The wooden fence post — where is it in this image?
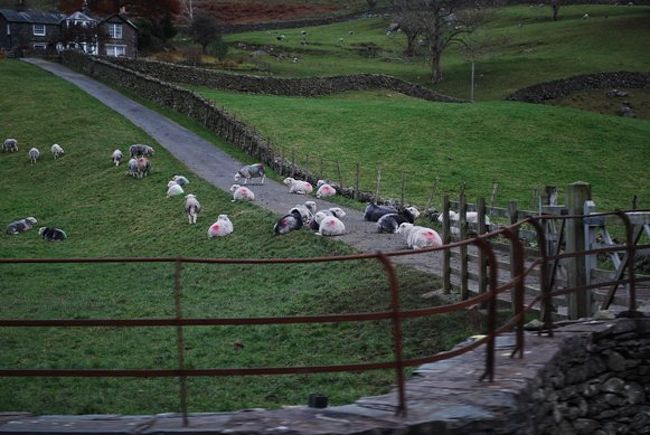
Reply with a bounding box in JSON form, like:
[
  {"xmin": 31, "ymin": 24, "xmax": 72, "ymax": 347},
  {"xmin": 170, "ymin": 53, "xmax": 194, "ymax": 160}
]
[
  {"xmin": 426, "ymin": 177, "xmax": 438, "ymax": 211},
  {"xmin": 291, "ymin": 149, "xmax": 296, "ymax": 178},
  {"xmin": 490, "ymin": 182, "xmax": 498, "ymax": 209},
  {"xmin": 400, "ymin": 172, "xmax": 406, "ymax": 206},
  {"xmin": 508, "ymin": 201, "xmax": 519, "ymax": 312},
  {"xmin": 443, "ymin": 194, "xmax": 451, "ymax": 294},
  {"xmin": 478, "ymin": 197, "xmax": 488, "ymax": 301},
  {"xmin": 319, "ymin": 158, "xmax": 324, "ymax": 181},
  {"xmin": 336, "ymin": 160, "xmax": 343, "ymax": 189},
  {"xmin": 280, "ymin": 148, "xmax": 285, "ymax": 176},
  {"xmin": 375, "ymin": 167, "xmax": 382, "ymax": 202},
  {"xmin": 566, "ymin": 181, "xmax": 592, "ymax": 320},
  {"xmin": 355, "ymin": 163, "xmax": 360, "ymax": 200},
  {"xmin": 460, "ymin": 193, "xmax": 469, "ymax": 300}
]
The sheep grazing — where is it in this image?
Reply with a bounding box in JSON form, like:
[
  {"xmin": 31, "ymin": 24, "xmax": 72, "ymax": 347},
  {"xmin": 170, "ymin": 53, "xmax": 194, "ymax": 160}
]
[
  {"xmin": 129, "ymin": 143, "xmax": 155, "ymax": 158},
  {"xmin": 171, "ymin": 175, "xmax": 190, "ymax": 186},
  {"xmin": 167, "ymin": 183, "xmax": 184, "ymax": 198},
  {"xmin": 283, "ymin": 177, "xmax": 313, "ymax": 195},
  {"xmin": 185, "ymin": 194, "xmax": 201, "ymax": 225},
  {"xmin": 127, "ymin": 158, "xmax": 139, "ymax": 177},
  {"xmin": 112, "ymin": 149, "xmax": 123, "ymax": 166},
  {"xmin": 38, "ymin": 227, "xmax": 67, "ymax": 241},
  {"xmin": 364, "ymin": 203, "xmax": 398, "ymax": 222},
  {"xmin": 273, "ymin": 210, "xmax": 303, "ymax": 235},
  {"xmin": 50, "ymin": 143, "xmax": 64, "ymax": 159},
  {"xmin": 377, "ymin": 207, "xmax": 421, "ymax": 234},
  {"xmin": 230, "ymin": 184, "xmax": 255, "ymax": 202},
  {"xmin": 137, "ymin": 157, "xmax": 151, "ymax": 178},
  {"xmin": 396, "ymin": 223, "xmax": 443, "ymax": 250},
  {"xmin": 6, "ymin": 217, "xmax": 37, "ymax": 235},
  {"xmin": 28, "ymin": 147, "xmax": 39, "ymax": 164},
  {"xmin": 3, "ymin": 138, "xmax": 18, "ymax": 153},
  {"xmin": 234, "ymin": 163, "xmax": 265, "ymax": 185},
  {"xmin": 317, "ymin": 216, "xmax": 346, "ymax": 237},
  {"xmin": 309, "ymin": 207, "xmax": 346, "ymax": 230},
  {"xmin": 316, "ymin": 180, "xmax": 336, "ymax": 199},
  {"xmin": 208, "ymin": 214, "xmax": 233, "ymax": 238}
]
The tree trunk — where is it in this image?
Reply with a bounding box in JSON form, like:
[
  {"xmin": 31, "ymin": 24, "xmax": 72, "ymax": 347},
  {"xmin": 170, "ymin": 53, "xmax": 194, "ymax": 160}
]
[
  {"xmin": 552, "ymin": 5, "xmax": 559, "ymax": 21},
  {"xmin": 430, "ymin": 44, "xmax": 443, "ymax": 84},
  {"xmin": 405, "ymin": 32, "xmax": 417, "ymax": 57}
]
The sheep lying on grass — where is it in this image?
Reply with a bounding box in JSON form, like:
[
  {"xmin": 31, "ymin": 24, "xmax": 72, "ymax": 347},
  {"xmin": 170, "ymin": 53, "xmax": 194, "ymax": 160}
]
[
  {"xmin": 3, "ymin": 138, "xmax": 18, "ymax": 153},
  {"xmin": 316, "ymin": 180, "xmax": 336, "ymax": 199},
  {"xmin": 28, "ymin": 147, "xmax": 39, "ymax": 164},
  {"xmin": 6, "ymin": 217, "xmax": 37, "ymax": 235},
  {"xmin": 364, "ymin": 203, "xmax": 398, "ymax": 222},
  {"xmin": 208, "ymin": 215, "xmax": 233, "ymax": 238},
  {"xmin": 274, "ymin": 210, "xmax": 303, "ymax": 235},
  {"xmin": 396, "ymin": 223, "xmax": 442, "ymax": 250},
  {"xmin": 377, "ymin": 207, "xmax": 420, "ymax": 234},
  {"xmin": 230, "ymin": 184, "xmax": 255, "ymax": 202},
  {"xmin": 309, "ymin": 207, "xmax": 346, "ymax": 230},
  {"xmin": 39, "ymin": 227, "xmax": 67, "ymax": 241},
  {"xmin": 167, "ymin": 183, "xmax": 184, "ymax": 198},
  {"xmin": 50, "ymin": 144, "xmax": 64, "ymax": 159},
  {"xmin": 185, "ymin": 194, "xmax": 201, "ymax": 225},
  {"xmin": 171, "ymin": 175, "xmax": 190, "ymax": 186},
  {"xmin": 234, "ymin": 163, "xmax": 265, "ymax": 185},
  {"xmin": 283, "ymin": 177, "xmax": 313, "ymax": 194},
  {"xmin": 112, "ymin": 149, "xmax": 123, "ymax": 166}
]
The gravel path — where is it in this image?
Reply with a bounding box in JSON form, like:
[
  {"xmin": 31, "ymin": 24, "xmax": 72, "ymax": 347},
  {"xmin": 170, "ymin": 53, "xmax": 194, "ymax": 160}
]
[{"xmin": 23, "ymin": 58, "xmax": 444, "ymax": 277}]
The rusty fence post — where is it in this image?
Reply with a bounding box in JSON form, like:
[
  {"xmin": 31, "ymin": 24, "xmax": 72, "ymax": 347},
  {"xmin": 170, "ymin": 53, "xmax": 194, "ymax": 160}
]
[
  {"xmin": 527, "ymin": 216, "xmax": 554, "ymax": 336},
  {"xmin": 174, "ymin": 258, "xmax": 189, "ymax": 427},
  {"xmin": 442, "ymin": 195, "xmax": 451, "ymax": 294},
  {"xmin": 475, "ymin": 238, "xmax": 498, "ymax": 382},
  {"xmin": 460, "ymin": 194, "xmax": 469, "ymax": 300},
  {"xmin": 377, "ymin": 253, "xmax": 407, "ymax": 417},
  {"xmin": 478, "ymin": 198, "xmax": 488, "ymax": 303},
  {"xmin": 501, "ymin": 227, "xmax": 525, "ymax": 358}
]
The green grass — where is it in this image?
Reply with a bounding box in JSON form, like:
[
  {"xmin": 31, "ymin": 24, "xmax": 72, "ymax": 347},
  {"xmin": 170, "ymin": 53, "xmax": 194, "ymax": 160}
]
[
  {"xmin": 193, "ymin": 88, "xmax": 650, "ymax": 211},
  {"xmin": 222, "ymin": 5, "xmax": 650, "ymax": 100},
  {"xmin": 0, "ymin": 59, "xmax": 492, "ymax": 415}
]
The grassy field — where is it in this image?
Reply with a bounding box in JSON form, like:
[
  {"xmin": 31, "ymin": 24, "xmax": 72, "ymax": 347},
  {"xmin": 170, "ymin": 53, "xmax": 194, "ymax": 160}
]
[
  {"xmin": 0, "ymin": 59, "xmax": 485, "ymax": 415},
  {"xmin": 223, "ymin": 5, "xmax": 650, "ymax": 100},
  {"xmin": 194, "ymin": 87, "xmax": 650, "ymax": 212}
]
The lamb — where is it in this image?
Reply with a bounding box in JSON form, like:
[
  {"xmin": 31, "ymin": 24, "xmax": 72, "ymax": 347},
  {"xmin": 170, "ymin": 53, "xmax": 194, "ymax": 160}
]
[
  {"xmin": 364, "ymin": 203, "xmax": 398, "ymax": 222},
  {"xmin": 316, "ymin": 180, "xmax": 336, "ymax": 199},
  {"xmin": 127, "ymin": 158, "xmax": 139, "ymax": 177},
  {"xmin": 112, "ymin": 149, "xmax": 123, "ymax": 166},
  {"xmin": 137, "ymin": 157, "xmax": 151, "ymax": 178},
  {"xmin": 316, "ymin": 216, "xmax": 346, "ymax": 237},
  {"xmin": 3, "ymin": 138, "xmax": 18, "ymax": 152},
  {"xmin": 6, "ymin": 217, "xmax": 37, "ymax": 235},
  {"xmin": 28, "ymin": 147, "xmax": 39, "ymax": 164},
  {"xmin": 377, "ymin": 207, "xmax": 420, "ymax": 234},
  {"xmin": 167, "ymin": 183, "xmax": 184, "ymax": 197},
  {"xmin": 38, "ymin": 227, "xmax": 67, "ymax": 241},
  {"xmin": 50, "ymin": 143, "xmax": 64, "ymax": 159},
  {"xmin": 273, "ymin": 210, "xmax": 303, "ymax": 235},
  {"xmin": 185, "ymin": 194, "xmax": 201, "ymax": 225},
  {"xmin": 396, "ymin": 223, "xmax": 443, "ymax": 250},
  {"xmin": 171, "ymin": 175, "xmax": 190, "ymax": 186},
  {"xmin": 234, "ymin": 163, "xmax": 265, "ymax": 185},
  {"xmin": 129, "ymin": 143, "xmax": 155, "ymax": 157},
  {"xmin": 309, "ymin": 207, "xmax": 346, "ymax": 230},
  {"xmin": 208, "ymin": 214, "xmax": 233, "ymax": 238},
  {"xmin": 230, "ymin": 184, "xmax": 255, "ymax": 202},
  {"xmin": 283, "ymin": 177, "xmax": 313, "ymax": 194}
]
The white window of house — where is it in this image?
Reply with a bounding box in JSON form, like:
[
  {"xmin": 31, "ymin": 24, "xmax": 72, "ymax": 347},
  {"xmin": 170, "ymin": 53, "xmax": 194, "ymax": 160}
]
[
  {"xmin": 105, "ymin": 44, "xmax": 126, "ymax": 57},
  {"xmin": 6, "ymin": 23, "xmax": 10, "ymax": 35},
  {"xmin": 32, "ymin": 43, "xmax": 47, "ymax": 50},
  {"xmin": 33, "ymin": 24, "xmax": 46, "ymax": 36},
  {"xmin": 108, "ymin": 23, "xmax": 123, "ymax": 39}
]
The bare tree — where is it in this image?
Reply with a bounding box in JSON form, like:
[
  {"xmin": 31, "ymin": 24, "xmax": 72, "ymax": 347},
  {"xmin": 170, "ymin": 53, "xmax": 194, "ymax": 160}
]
[
  {"xmin": 551, "ymin": 0, "xmax": 560, "ymax": 21},
  {"xmin": 393, "ymin": 0, "xmax": 502, "ymax": 84}
]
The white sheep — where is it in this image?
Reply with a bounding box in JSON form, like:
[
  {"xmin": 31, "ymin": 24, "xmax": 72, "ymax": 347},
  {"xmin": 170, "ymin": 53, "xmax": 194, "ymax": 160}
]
[
  {"xmin": 437, "ymin": 210, "xmax": 490, "ymax": 225},
  {"xmin": 185, "ymin": 194, "xmax": 201, "ymax": 225},
  {"xmin": 208, "ymin": 214, "xmax": 233, "ymax": 238},
  {"xmin": 127, "ymin": 158, "xmax": 139, "ymax": 177},
  {"xmin": 112, "ymin": 149, "xmax": 123, "ymax": 166},
  {"xmin": 283, "ymin": 177, "xmax": 313, "ymax": 194},
  {"xmin": 3, "ymin": 138, "xmax": 18, "ymax": 152},
  {"xmin": 316, "ymin": 180, "xmax": 336, "ymax": 199},
  {"xmin": 396, "ymin": 223, "xmax": 443, "ymax": 250},
  {"xmin": 167, "ymin": 183, "xmax": 184, "ymax": 198},
  {"xmin": 317, "ymin": 216, "xmax": 346, "ymax": 236},
  {"xmin": 172, "ymin": 175, "xmax": 190, "ymax": 186},
  {"xmin": 28, "ymin": 147, "xmax": 39, "ymax": 164},
  {"xmin": 50, "ymin": 143, "xmax": 64, "ymax": 159},
  {"xmin": 230, "ymin": 184, "xmax": 255, "ymax": 202}
]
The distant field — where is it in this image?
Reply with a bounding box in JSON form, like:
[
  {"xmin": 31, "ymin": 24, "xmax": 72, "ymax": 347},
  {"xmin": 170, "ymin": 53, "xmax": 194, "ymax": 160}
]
[
  {"xmin": 0, "ymin": 59, "xmax": 483, "ymax": 415},
  {"xmin": 223, "ymin": 5, "xmax": 650, "ymax": 100},
  {"xmin": 194, "ymin": 88, "xmax": 650, "ymax": 211}
]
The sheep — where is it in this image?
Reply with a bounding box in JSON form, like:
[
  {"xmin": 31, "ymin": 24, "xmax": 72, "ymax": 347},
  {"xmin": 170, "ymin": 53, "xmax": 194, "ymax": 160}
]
[
  {"xmin": 283, "ymin": 177, "xmax": 313, "ymax": 194},
  {"xmin": 28, "ymin": 147, "xmax": 39, "ymax": 164},
  {"xmin": 289, "ymin": 201, "xmax": 317, "ymax": 225},
  {"xmin": 50, "ymin": 143, "xmax": 64, "ymax": 159},
  {"xmin": 304, "ymin": 201, "xmax": 317, "ymax": 216},
  {"xmin": 309, "ymin": 207, "xmax": 346, "ymax": 230},
  {"xmin": 137, "ymin": 157, "xmax": 151, "ymax": 178},
  {"xmin": 436, "ymin": 210, "xmax": 491, "ymax": 225},
  {"xmin": 377, "ymin": 207, "xmax": 421, "ymax": 234},
  {"xmin": 185, "ymin": 194, "xmax": 201, "ymax": 225},
  {"xmin": 316, "ymin": 216, "xmax": 346, "ymax": 237},
  {"xmin": 3, "ymin": 138, "xmax": 18, "ymax": 152},
  {"xmin": 171, "ymin": 175, "xmax": 190, "ymax": 186},
  {"xmin": 273, "ymin": 210, "xmax": 303, "ymax": 235},
  {"xmin": 6, "ymin": 217, "xmax": 37, "ymax": 235},
  {"xmin": 234, "ymin": 163, "xmax": 265, "ymax": 185},
  {"xmin": 112, "ymin": 149, "xmax": 123, "ymax": 166},
  {"xmin": 396, "ymin": 223, "xmax": 443, "ymax": 250},
  {"xmin": 127, "ymin": 158, "xmax": 139, "ymax": 177},
  {"xmin": 316, "ymin": 180, "xmax": 336, "ymax": 199},
  {"xmin": 38, "ymin": 226, "xmax": 67, "ymax": 241},
  {"xmin": 230, "ymin": 184, "xmax": 255, "ymax": 202},
  {"xmin": 276, "ymin": 34, "xmax": 285, "ymax": 41},
  {"xmin": 364, "ymin": 203, "xmax": 398, "ymax": 222},
  {"xmin": 167, "ymin": 183, "xmax": 184, "ymax": 198},
  {"xmin": 129, "ymin": 143, "xmax": 155, "ymax": 157},
  {"xmin": 208, "ymin": 214, "xmax": 233, "ymax": 238},
  {"xmin": 582, "ymin": 13, "xmax": 589, "ymax": 19}
]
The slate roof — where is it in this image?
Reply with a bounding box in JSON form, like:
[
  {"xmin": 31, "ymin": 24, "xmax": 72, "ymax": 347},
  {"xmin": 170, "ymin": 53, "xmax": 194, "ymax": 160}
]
[{"xmin": 0, "ymin": 9, "xmax": 66, "ymax": 24}]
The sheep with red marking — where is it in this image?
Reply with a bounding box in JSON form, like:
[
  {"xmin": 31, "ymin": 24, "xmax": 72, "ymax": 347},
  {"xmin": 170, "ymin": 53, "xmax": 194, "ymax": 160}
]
[
  {"xmin": 283, "ymin": 177, "xmax": 313, "ymax": 195},
  {"xmin": 230, "ymin": 184, "xmax": 255, "ymax": 202},
  {"xmin": 316, "ymin": 180, "xmax": 336, "ymax": 199},
  {"xmin": 396, "ymin": 223, "xmax": 443, "ymax": 250},
  {"xmin": 315, "ymin": 214, "xmax": 346, "ymax": 237},
  {"xmin": 208, "ymin": 215, "xmax": 233, "ymax": 238}
]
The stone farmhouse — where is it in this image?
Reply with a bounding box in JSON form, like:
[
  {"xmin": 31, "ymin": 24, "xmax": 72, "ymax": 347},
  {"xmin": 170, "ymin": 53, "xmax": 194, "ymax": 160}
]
[{"xmin": 0, "ymin": 7, "xmax": 138, "ymax": 57}]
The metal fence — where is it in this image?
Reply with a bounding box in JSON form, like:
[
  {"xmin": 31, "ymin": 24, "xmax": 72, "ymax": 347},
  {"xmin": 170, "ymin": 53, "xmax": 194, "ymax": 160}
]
[{"xmin": 1, "ymin": 210, "xmax": 649, "ymax": 425}]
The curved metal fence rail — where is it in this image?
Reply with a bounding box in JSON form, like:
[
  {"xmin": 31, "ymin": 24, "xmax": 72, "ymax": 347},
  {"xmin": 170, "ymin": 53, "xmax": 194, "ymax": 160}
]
[{"xmin": 1, "ymin": 210, "xmax": 649, "ymax": 425}]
